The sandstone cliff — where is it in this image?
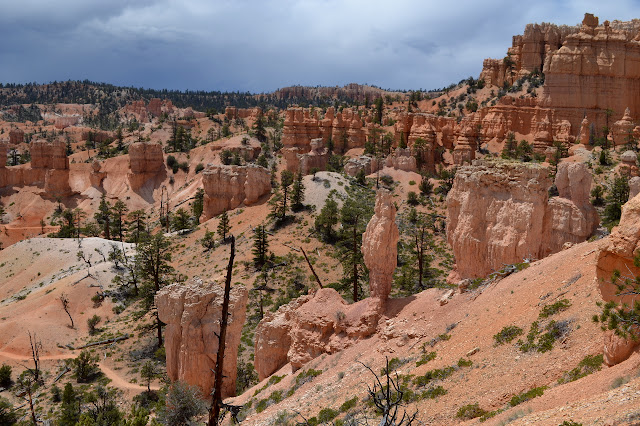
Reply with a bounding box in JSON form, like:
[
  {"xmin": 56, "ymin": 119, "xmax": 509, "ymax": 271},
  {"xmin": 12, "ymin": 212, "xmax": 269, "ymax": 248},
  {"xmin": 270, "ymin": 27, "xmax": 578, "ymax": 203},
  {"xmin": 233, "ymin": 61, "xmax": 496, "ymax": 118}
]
[
  {"xmin": 201, "ymin": 164, "xmax": 271, "ymax": 220},
  {"xmin": 156, "ymin": 278, "xmax": 248, "ymax": 399},
  {"xmin": 127, "ymin": 142, "xmax": 165, "ymax": 190},
  {"xmin": 447, "ymin": 160, "xmax": 598, "ymax": 278}
]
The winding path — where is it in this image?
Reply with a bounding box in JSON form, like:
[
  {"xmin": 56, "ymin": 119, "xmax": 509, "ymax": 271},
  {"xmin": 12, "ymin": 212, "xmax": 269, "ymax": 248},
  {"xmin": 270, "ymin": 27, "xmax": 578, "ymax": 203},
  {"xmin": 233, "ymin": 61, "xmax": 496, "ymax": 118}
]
[{"xmin": 0, "ymin": 350, "xmax": 160, "ymax": 392}]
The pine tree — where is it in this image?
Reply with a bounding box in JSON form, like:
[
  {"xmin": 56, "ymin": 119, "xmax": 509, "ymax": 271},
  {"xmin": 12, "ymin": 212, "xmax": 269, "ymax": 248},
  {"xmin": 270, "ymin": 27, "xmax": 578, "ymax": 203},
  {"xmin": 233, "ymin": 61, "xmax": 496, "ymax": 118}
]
[
  {"xmin": 217, "ymin": 210, "xmax": 230, "ymax": 243},
  {"xmin": 111, "ymin": 200, "xmax": 128, "ymax": 241},
  {"xmin": 192, "ymin": 188, "xmax": 205, "ymax": 223},
  {"xmin": 136, "ymin": 232, "xmax": 175, "ymax": 347},
  {"xmin": 315, "ymin": 195, "xmax": 338, "ymax": 242},
  {"xmin": 252, "ymin": 224, "xmax": 269, "ymax": 268},
  {"xmin": 254, "ymin": 111, "xmax": 267, "ymax": 143},
  {"xmin": 126, "ymin": 210, "xmax": 148, "ymax": 243},
  {"xmin": 291, "ymin": 171, "xmax": 305, "ymax": 212},
  {"xmin": 94, "ymin": 194, "xmax": 112, "ymax": 239}
]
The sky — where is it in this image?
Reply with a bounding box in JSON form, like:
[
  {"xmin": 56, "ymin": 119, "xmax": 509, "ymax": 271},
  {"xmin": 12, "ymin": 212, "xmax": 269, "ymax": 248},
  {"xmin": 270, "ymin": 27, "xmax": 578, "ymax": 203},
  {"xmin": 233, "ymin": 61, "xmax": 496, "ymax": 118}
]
[{"xmin": 2, "ymin": 0, "xmax": 640, "ymax": 93}]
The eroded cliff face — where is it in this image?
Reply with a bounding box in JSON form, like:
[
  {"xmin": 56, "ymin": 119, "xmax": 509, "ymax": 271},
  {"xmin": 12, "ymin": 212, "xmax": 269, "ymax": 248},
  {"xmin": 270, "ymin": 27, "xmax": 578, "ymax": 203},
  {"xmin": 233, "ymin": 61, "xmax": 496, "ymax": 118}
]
[
  {"xmin": 479, "ymin": 14, "xmax": 640, "ymax": 140},
  {"xmin": 127, "ymin": 142, "xmax": 165, "ymax": 190},
  {"xmin": 156, "ymin": 278, "xmax": 247, "ymax": 399},
  {"xmin": 0, "ymin": 140, "xmax": 72, "ymax": 197},
  {"xmin": 595, "ymin": 192, "xmax": 640, "ymax": 365},
  {"xmin": 447, "ymin": 160, "xmax": 598, "ymax": 279},
  {"xmin": 201, "ymin": 164, "xmax": 271, "ymax": 219}
]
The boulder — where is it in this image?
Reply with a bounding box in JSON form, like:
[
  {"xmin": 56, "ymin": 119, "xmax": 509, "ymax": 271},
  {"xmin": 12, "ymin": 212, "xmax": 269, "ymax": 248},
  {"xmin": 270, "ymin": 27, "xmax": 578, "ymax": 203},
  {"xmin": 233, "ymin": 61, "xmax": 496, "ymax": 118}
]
[
  {"xmin": 156, "ymin": 278, "xmax": 248, "ymax": 399},
  {"xmin": 604, "ymin": 330, "xmax": 638, "ymax": 367}
]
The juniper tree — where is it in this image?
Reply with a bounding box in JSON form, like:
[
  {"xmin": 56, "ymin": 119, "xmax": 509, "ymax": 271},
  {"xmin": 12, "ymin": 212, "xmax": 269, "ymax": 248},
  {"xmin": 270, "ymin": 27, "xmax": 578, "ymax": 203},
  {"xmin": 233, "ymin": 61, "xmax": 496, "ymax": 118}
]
[{"xmin": 192, "ymin": 188, "xmax": 205, "ymax": 223}]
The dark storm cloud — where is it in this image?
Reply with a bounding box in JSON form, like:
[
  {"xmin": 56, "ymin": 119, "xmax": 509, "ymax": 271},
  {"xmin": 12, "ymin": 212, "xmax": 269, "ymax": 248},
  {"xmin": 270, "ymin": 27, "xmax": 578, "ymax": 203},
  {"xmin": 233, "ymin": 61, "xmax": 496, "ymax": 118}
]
[{"xmin": 1, "ymin": 0, "xmax": 640, "ymax": 92}]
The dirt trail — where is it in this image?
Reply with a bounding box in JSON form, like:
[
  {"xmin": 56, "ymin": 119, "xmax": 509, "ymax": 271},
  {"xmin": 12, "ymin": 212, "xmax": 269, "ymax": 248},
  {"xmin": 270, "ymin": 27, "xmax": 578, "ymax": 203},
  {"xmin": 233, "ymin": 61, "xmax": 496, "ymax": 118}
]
[{"xmin": 0, "ymin": 350, "xmax": 159, "ymax": 392}]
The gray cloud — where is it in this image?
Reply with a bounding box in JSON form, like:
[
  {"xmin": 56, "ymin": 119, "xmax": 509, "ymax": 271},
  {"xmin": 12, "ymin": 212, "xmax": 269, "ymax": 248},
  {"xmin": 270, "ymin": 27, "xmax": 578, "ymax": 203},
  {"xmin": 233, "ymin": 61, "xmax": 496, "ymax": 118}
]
[{"xmin": 1, "ymin": 0, "xmax": 640, "ymax": 92}]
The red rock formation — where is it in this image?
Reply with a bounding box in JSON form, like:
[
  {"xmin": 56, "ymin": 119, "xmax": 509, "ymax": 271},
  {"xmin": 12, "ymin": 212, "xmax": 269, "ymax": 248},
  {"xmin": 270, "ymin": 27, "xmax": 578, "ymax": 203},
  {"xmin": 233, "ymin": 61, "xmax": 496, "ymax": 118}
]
[
  {"xmin": 122, "ymin": 100, "xmax": 149, "ymax": 122},
  {"xmin": 147, "ymin": 98, "xmax": 174, "ymax": 117},
  {"xmin": 283, "ymin": 138, "xmax": 330, "ymax": 174},
  {"xmin": 8, "ymin": 129, "xmax": 24, "ymax": 145},
  {"xmin": 201, "ymin": 165, "xmax": 271, "ymax": 219},
  {"xmin": 156, "ymin": 278, "xmax": 247, "ymax": 398},
  {"xmin": 384, "ymin": 148, "xmax": 417, "ymax": 172},
  {"xmin": 362, "ymin": 190, "xmax": 399, "ymax": 300},
  {"xmin": 447, "ymin": 160, "xmax": 598, "ymax": 278},
  {"xmin": 89, "ymin": 161, "xmax": 106, "ymax": 188},
  {"xmin": 128, "ymin": 142, "xmax": 164, "ymax": 190},
  {"xmin": 31, "ymin": 140, "xmax": 69, "ymax": 170},
  {"xmin": 282, "ymin": 108, "xmax": 321, "ymax": 149},
  {"xmin": 613, "ymin": 108, "xmax": 635, "ymax": 146},
  {"xmin": 53, "ymin": 116, "xmax": 81, "ymax": 130},
  {"xmin": 480, "ymin": 22, "xmax": 577, "ymax": 87},
  {"xmin": 254, "ymin": 289, "xmax": 384, "ymax": 380},
  {"xmin": 595, "ymin": 192, "xmax": 640, "ymax": 364},
  {"xmin": 453, "ymin": 115, "xmax": 481, "ymax": 164}
]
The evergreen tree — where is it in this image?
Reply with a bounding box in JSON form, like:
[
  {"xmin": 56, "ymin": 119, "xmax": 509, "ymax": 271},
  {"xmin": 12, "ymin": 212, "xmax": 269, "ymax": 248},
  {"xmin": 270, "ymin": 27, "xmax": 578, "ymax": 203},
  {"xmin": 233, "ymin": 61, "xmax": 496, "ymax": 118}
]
[
  {"xmin": 171, "ymin": 208, "xmax": 191, "ymax": 232},
  {"xmin": 94, "ymin": 194, "xmax": 112, "ymax": 239},
  {"xmin": 217, "ymin": 210, "xmax": 230, "ymax": 243},
  {"xmin": 191, "ymin": 188, "xmax": 205, "ymax": 223},
  {"xmin": 338, "ymin": 193, "xmax": 374, "ymax": 302},
  {"xmin": 253, "ymin": 111, "xmax": 267, "ymax": 143},
  {"xmin": 291, "ymin": 171, "xmax": 305, "ymax": 212},
  {"xmin": 315, "ymin": 195, "xmax": 339, "ymax": 242},
  {"xmin": 57, "ymin": 383, "xmax": 81, "ymax": 426},
  {"xmin": 252, "ymin": 224, "xmax": 269, "ymax": 268},
  {"xmin": 604, "ymin": 173, "xmax": 630, "ymax": 228},
  {"xmin": 111, "ymin": 200, "xmax": 128, "ymax": 241},
  {"xmin": 126, "ymin": 210, "xmax": 148, "ymax": 243},
  {"xmin": 136, "ymin": 232, "xmax": 175, "ymax": 347}
]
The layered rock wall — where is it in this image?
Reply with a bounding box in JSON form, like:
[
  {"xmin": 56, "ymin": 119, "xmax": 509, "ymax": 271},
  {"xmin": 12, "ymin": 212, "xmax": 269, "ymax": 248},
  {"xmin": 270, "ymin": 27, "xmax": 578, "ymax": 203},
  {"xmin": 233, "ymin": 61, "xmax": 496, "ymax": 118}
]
[
  {"xmin": 447, "ymin": 160, "xmax": 598, "ymax": 278},
  {"xmin": 156, "ymin": 278, "xmax": 247, "ymax": 399},
  {"xmin": 128, "ymin": 142, "xmax": 165, "ymax": 190},
  {"xmin": 202, "ymin": 164, "xmax": 271, "ymax": 219}
]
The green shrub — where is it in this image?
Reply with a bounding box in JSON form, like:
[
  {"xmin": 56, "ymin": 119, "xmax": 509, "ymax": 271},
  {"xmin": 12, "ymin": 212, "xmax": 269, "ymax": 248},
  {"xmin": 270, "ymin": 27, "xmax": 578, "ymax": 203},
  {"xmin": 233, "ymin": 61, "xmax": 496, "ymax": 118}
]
[
  {"xmin": 178, "ymin": 162, "xmax": 189, "ymax": 172},
  {"xmin": 407, "ymin": 191, "xmax": 419, "ymax": 206},
  {"xmin": 340, "ymin": 396, "xmax": 358, "ymax": 412},
  {"xmin": 416, "ymin": 351, "xmax": 437, "ymax": 367},
  {"xmin": 195, "ymin": 163, "xmax": 204, "ymax": 174},
  {"xmin": 517, "ymin": 320, "xmax": 569, "ymax": 353},
  {"xmin": 73, "ymin": 350, "xmax": 100, "ymax": 383},
  {"xmin": 558, "ymin": 354, "xmax": 603, "ymax": 384},
  {"xmin": 539, "ymin": 299, "xmax": 571, "ymax": 318},
  {"xmin": 456, "ymin": 403, "xmax": 488, "ymax": 420},
  {"xmin": 318, "ymin": 408, "xmax": 339, "ymax": 422},
  {"xmin": 166, "ymin": 155, "xmax": 177, "ymax": 168},
  {"xmin": 457, "ymin": 358, "xmax": 473, "ymax": 368},
  {"xmin": 87, "ymin": 315, "xmax": 101, "ymax": 335},
  {"xmin": 413, "ymin": 366, "xmax": 455, "ymax": 387},
  {"xmin": 380, "ymin": 175, "xmax": 394, "ymax": 186},
  {"xmin": 421, "ymin": 385, "xmax": 447, "ymax": 399},
  {"xmin": 493, "ymin": 325, "xmax": 523, "ymax": 345},
  {"xmin": 509, "ymin": 386, "xmax": 547, "ymax": 407},
  {"xmin": 559, "ymin": 421, "xmax": 582, "ymax": 426}
]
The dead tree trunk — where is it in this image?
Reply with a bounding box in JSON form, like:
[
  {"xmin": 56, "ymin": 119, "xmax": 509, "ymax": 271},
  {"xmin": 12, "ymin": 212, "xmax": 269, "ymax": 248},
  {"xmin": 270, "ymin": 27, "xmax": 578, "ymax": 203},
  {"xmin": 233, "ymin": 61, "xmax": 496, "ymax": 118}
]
[
  {"xmin": 60, "ymin": 293, "xmax": 74, "ymax": 328},
  {"xmin": 209, "ymin": 235, "xmax": 235, "ymax": 426},
  {"xmin": 300, "ymin": 246, "xmax": 323, "ymax": 289}
]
